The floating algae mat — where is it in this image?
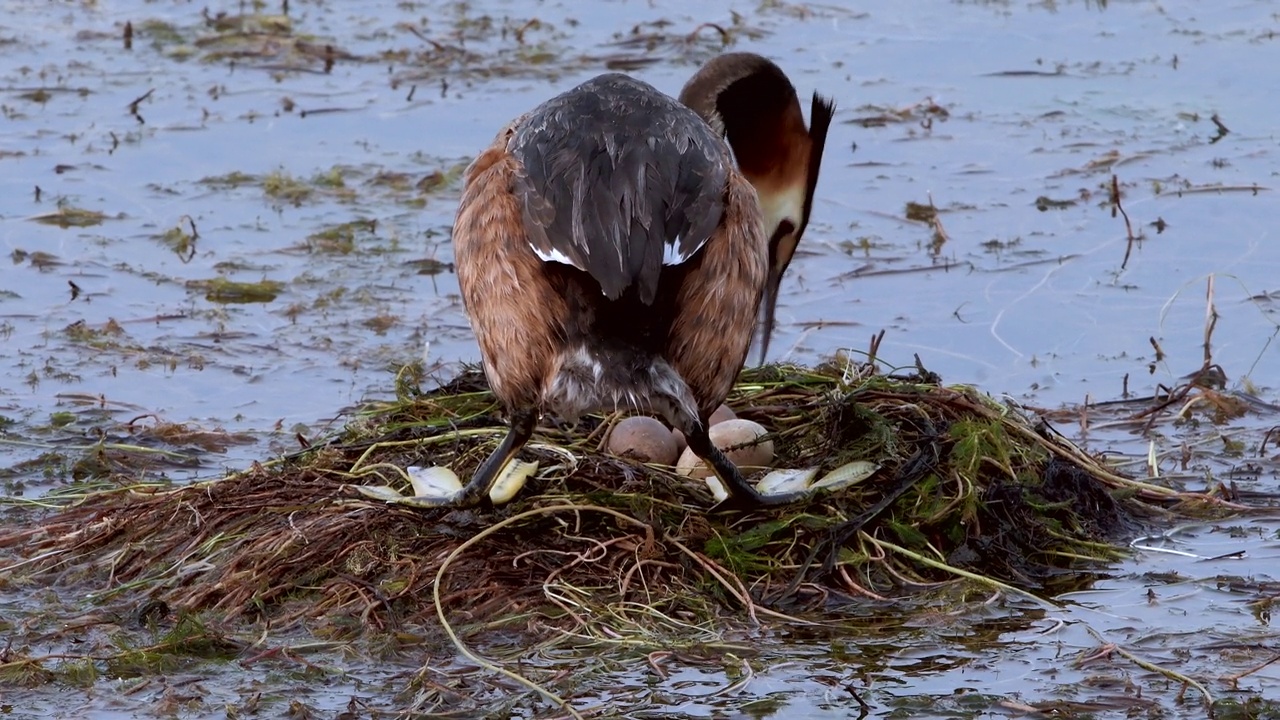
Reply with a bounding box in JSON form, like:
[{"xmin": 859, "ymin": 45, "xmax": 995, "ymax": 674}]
[{"xmin": 0, "ymin": 359, "xmax": 1224, "ymax": 636}]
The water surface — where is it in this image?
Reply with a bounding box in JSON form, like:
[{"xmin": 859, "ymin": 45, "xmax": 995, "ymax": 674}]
[{"xmin": 1, "ymin": 0, "xmax": 1278, "ymax": 716}]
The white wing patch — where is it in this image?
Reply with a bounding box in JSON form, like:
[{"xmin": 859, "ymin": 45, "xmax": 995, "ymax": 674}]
[
  {"xmin": 531, "ymin": 233, "xmax": 709, "ymax": 275},
  {"xmin": 662, "ymin": 235, "xmax": 709, "ymax": 266},
  {"xmin": 529, "ymin": 244, "xmax": 577, "ymax": 267}
]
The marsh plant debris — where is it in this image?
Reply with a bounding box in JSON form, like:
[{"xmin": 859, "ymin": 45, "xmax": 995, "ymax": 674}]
[
  {"xmin": 0, "ymin": 243, "xmax": 1265, "ymax": 714},
  {"xmin": 3, "ymin": 356, "xmax": 1264, "ymax": 714},
  {"xmin": 2, "ymin": 359, "xmax": 1234, "ymax": 633}
]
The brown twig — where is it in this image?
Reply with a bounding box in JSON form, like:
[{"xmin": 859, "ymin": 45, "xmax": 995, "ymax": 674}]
[
  {"xmin": 1112, "ymin": 175, "xmax": 1137, "ymax": 269},
  {"xmin": 1209, "ymin": 113, "xmax": 1230, "ymax": 143},
  {"xmin": 1221, "ymin": 651, "xmax": 1280, "ymax": 689},
  {"xmin": 1202, "ymin": 275, "xmax": 1219, "ymax": 370},
  {"xmin": 127, "ymin": 88, "xmax": 153, "ymax": 124}
]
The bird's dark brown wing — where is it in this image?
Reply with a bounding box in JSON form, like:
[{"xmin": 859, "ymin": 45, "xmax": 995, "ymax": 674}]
[{"xmin": 508, "ymin": 73, "xmax": 730, "ymax": 305}]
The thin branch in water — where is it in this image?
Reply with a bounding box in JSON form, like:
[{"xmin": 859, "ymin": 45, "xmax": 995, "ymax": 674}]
[
  {"xmin": 127, "ymin": 88, "xmax": 154, "ymax": 124},
  {"xmin": 1221, "ymin": 651, "xmax": 1280, "ymax": 690},
  {"xmin": 1150, "ymin": 339, "xmax": 1166, "ymax": 362},
  {"xmin": 1202, "ymin": 274, "xmax": 1218, "ymax": 371},
  {"xmin": 1209, "ymin": 113, "xmax": 1230, "ymax": 143},
  {"xmin": 686, "ymin": 22, "xmax": 731, "ymax": 45},
  {"xmin": 1084, "ymin": 626, "xmax": 1215, "ymax": 708},
  {"xmin": 928, "ymin": 192, "xmax": 949, "ymax": 254},
  {"xmin": 1112, "ymin": 174, "xmax": 1137, "ymax": 269}
]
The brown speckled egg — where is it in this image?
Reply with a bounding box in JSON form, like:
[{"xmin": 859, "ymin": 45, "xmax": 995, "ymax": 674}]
[
  {"xmin": 671, "ymin": 403, "xmax": 737, "ymax": 454},
  {"xmin": 676, "ymin": 419, "xmax": 773, "ymax": 479},
  {"xmin": 607, "ymin": 416, "xmax": 680, "ymax": 465}
]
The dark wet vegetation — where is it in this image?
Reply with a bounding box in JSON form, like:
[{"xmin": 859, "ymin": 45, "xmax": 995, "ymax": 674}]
[{"xmin": 0, "ymin": 361, "xmax": 1161, "ymax": 622}]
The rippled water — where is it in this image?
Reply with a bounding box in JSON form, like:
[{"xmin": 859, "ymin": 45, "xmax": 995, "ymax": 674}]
[{"xmin": 1, "ymin": 0, "xmax": 1277, "ymax": 716}]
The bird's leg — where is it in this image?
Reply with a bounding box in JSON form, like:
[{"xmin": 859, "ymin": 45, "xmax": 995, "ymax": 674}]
[
  {"xmin": 682, "ymin": 420, "xmax": 802, "ymax": 510},
  {"xmin": 450, "ymin": 407, "xmax": 538, "ymax": 507},
  {"xmin": 649, "ymin": 368, "xmax": 805, "ymax": 509}
]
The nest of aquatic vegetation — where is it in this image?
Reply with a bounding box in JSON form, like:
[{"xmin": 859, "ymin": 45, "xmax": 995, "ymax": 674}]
[{"xmin": 0, "ymin": 361, "xmax": 1217, "ymax": 633}]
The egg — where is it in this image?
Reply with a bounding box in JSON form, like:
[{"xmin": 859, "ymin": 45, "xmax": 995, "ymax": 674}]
[
  {"xmin": 675, "ymin": 418, "xmax": 774, "ymax": 479},
  {"xmin": 671, "ymin": 427, "xmax": 687, "ymax": 456},
  {"xmin": 708, "ymin": 404, "xmax": 737, "ymax": 425},
  {"xmin": 670, "ymin": 403, "xmax": 736, "ymax": 454},
  {"xmin": 607, "ymin": 416, "xmax": 680, "ymax": 465}
]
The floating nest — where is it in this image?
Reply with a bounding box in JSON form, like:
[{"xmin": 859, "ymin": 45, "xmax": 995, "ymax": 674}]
[{"xmin": 0, "ymin": 360, "xmax": 1222, "ymax": 635}]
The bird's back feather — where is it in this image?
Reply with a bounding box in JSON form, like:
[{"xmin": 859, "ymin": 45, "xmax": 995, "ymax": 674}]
[{"xmin": 509, "ymin": 73, "xmax": 730, "ymax": 305}]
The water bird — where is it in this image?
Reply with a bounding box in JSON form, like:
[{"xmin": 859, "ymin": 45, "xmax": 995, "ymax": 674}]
[
  {"xmin": 679, "ymin": 53, "xmax": 834, "ymax": 364},
  {"xmin": 432, "ymin": 53, "xmax": 834, "ymax": 508}
]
